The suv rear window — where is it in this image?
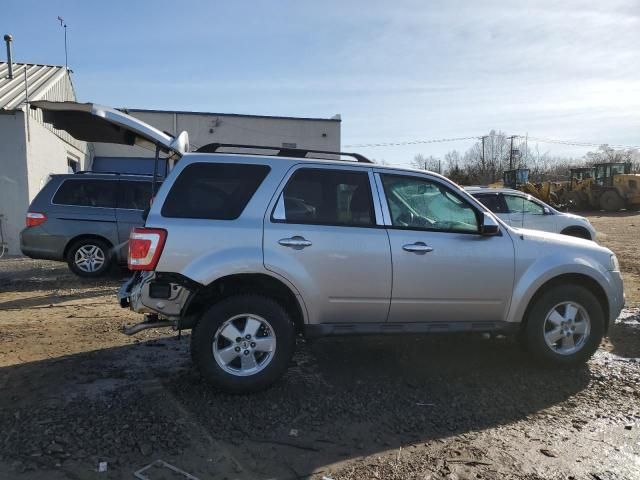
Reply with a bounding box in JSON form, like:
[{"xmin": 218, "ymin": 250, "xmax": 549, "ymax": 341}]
[
  {"xmin": 274, "ymin": 168, "xmax": 375, "ymax": 227},
  {"xmin": 161, "ymin": 163, "xmax": 270, "ymax": 220},
  {"xmin": 52, "ymin": 179, "xmax": 118, "ymax": 208}
]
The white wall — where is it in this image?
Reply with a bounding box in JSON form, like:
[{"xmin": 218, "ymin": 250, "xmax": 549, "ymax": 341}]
[
  {"xmin": 0, "ymin": 110, "xmax": 89, "ymax": 255},
  {"xmin": 25, "ymin": 116, "xmax": 88, "ymax": 198},
  {"xmin": 93, "ymin": 110, "xmax": 341, "ymax": 158},
  {"xmin": 0, "ymin": 112, "xmax": 29, "ymax": 255}
]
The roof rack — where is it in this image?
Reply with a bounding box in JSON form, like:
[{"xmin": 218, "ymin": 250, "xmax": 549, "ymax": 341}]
[
  {"xmin": 74, "ymin": 171, "xmax": 155, "ymax": 176},
  {"xmin": 195, "ymin": 143, "xmax": 373, "ymax": 164}
]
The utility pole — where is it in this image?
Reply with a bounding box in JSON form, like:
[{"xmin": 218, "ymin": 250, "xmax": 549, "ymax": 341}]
[
  {"xmin": 58, "ymin": 16, "xmax": 68, "ymax": 70},
  {"xmin": 508, "ymin": 135, "xmax": 518, "ymax": 170}
]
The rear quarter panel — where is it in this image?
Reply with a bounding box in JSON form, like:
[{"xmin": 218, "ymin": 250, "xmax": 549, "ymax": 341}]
[{"xmin": 148, "ymin": 156, "xmax": 291, "ymax": 284}]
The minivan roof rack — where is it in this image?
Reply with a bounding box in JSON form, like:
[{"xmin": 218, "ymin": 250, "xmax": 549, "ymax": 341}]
[
  {"xmin": 195, "ymin": 143, "xmax": 373, "ymax": 164},
  {"xmin": 74, "ymin": 171, "xmax": 155, "ymax": 176}
]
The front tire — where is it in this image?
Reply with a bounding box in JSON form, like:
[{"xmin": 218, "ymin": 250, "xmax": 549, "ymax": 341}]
[
  {"xmin": 66, "ymin": 238, "xmax": 112, "ymax": 277},
  {"xmin": 524, "ymin": 284, "xmax": 604, "ymax": 366},
  {"xmin": 600, "ymin": 190, "xmax": 624, "ymax": 212},
  {"xmin": 560, "ymin": 227, "xmax": 592, "ymax": 240},
  {"xmin": 191, "ymin": 295, "xmax": 295, "ymax": 393}
]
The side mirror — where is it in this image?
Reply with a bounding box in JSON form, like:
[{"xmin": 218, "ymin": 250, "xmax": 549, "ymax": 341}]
[
  {"xmin": 543, "ymin": 207, "xmax": 551, "ymax": 215},
  {"xmin": 480, "ymin": 212, "xmax": 500, "ymax": 236}
]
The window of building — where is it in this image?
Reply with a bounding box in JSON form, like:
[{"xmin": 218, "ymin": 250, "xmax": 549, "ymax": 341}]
[{"xmin": 67, "ymin": 158, "xmax": 79, "ymax": 173}]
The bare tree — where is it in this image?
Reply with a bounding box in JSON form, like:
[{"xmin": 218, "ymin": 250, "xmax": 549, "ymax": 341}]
[{"xmin": 411, "ymin": 154, "xmax": 442, "ymax": 173}]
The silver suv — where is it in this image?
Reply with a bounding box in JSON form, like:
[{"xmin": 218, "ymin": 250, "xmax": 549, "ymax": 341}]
[
  {"xmin": 117, "ymin": 145, "xmax": 624, "ymax": 393},
  {"xmin": 31, "ymin": 102, "xmax": 625, "ymax": 394}
]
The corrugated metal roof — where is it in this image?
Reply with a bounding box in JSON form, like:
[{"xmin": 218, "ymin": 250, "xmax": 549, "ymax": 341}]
[{"xmin": 0, "ymin": 62, "xmax": 67, "ymax": 110}]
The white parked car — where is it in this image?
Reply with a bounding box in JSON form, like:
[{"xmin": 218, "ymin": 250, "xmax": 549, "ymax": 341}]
[{"xmin": 467, "ymin": 187, "xmax": 596, "ymax": 240}]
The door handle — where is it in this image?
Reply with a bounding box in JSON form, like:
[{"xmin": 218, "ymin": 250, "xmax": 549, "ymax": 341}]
[
  {"xmin": 278, "ymin": 236, "xmax": 312, "ymax": 248},
  {"xmin": 402, "ymin": 242, "xmax": 434, "ymax": 253}
]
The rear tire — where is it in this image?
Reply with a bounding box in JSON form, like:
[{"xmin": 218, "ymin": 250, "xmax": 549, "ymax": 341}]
[
  {"xmin": 524, "ymin": 284, "xmax": 604, "ymax": 366},
  {"xmin": 191, "ymin": 294, "xmax": 295, "ymax": 393},
  {"xmin": 66, "ymin": 238, "xmax": 112, "ymax": 278},
  {"xmin": 600, "ymin": 190, "xmax": 624, "ymax": 212}
]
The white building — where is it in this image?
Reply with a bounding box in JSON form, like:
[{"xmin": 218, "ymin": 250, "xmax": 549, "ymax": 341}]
[
  {"xmin": 0, "ymin": 61, "xmax": 89, "ymax": 255},
  {"xmin": 92, "ymin": 109, "xmax": 341, "ymax": 174}
]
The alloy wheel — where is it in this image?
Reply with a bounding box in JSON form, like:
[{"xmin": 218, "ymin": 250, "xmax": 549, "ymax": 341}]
[
  {"xmin": 74, "ymin": 245, "xmax": 106, "ymax": 273},
  {"xmin": 543, "ymin": 301, "xmax": 591, "ymax": 355},
  {"xmin": 212, "ymin": 314, "xmax": 276, "ymax": 377}
]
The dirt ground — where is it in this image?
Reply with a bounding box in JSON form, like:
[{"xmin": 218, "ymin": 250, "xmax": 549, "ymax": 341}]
[{"xmin": 0, "ymin": 211, "xmax": 639, "ymax": 480}]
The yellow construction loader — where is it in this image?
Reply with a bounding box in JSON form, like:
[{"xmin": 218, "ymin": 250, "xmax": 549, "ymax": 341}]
[
  {"xmin": 564, "ymin": 163, "xmax": 640, "ymax": 211},
  {"xmin": 500, "ymin": 168, "xmax": 567, "ymax": 206}
]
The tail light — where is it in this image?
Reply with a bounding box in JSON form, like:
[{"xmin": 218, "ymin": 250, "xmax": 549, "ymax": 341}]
[
  {"xmin": 26, "ymin": 212, "xmax": 47, "ymax": 227},
  {"xmin": 128, "ymin": 228, "xmax": 167, "ymax": 271}
]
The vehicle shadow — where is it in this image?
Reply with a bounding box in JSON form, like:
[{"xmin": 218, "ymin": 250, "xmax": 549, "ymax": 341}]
[
  {"xmin": 0, "ymin": 333, "xmax": 592, "ymax": 478},
  {"xmin": 0, "ymin": 287, "xmax": 117, "ymax": 310},
  {"xmin": 0, "ymin": 258, "xmax": 125, "ymax": 295}
]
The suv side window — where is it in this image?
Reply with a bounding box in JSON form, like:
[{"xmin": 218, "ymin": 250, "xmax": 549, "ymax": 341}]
[
  {"xmin": 161, "ymin": 163, "xmax": 270, "ymax": 220},
  {"xmin": 52, "ymin": 179, "xmax": 118, "ymax": 208},
  {"xmin": 504, "ymin": 194, "xmax": 545, "ymax": 215},
  {"xmin": 273, "ymin": 168, "xmax": 374, "ymax": 227},
  {"xmin": 474, "ymin": 193, "xmax": 507, "ymax": 213},
  {"xmin": 117, "ymin": 180, "xmax": 155, "ymax": 210},
  {"xmin": 380, "ymin": 174, "xmax": 478, "ymax": 233}
]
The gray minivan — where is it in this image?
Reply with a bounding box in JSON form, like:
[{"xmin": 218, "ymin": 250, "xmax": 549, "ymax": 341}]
[{"xmin": 20, "ymin": 173, "xmax": 156, "ymax": 277}]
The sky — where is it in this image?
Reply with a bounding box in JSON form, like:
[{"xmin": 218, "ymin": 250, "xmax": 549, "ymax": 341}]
[{"xmin": 2, "ymin": 0, "xmax": 640, "ymax": 166}]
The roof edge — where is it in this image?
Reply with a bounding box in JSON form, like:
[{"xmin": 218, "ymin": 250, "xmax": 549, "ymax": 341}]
[{"xmin": 120, "ymin": 108, "xmax": 342, "ymax": 123}]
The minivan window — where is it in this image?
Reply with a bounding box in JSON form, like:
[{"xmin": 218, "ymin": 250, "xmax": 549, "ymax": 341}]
[
  {"xmin": 52, "ymin": 179, "xmax": 118, "ymax": 208},
  {"xmin": 118, "ymin": 180, "xmax": 154, "ymax": 210},
  {"xmin": 275, "ymin": 168, "xmax": 375, "ymax": 227},
  {"xmin": 161, "ymin": 163, "xmax": 270, "ymax": 220}
]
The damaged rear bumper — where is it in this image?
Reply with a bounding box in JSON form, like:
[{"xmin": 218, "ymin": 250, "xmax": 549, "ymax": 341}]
[{"xmin": 118, "ymin": 272, "xmax": 200, "ymax": 332}]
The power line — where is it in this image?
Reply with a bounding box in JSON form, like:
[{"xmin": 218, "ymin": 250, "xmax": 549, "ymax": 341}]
[
  {"xmin": 527, "ymin": 136, "xmax": 640, "ymax": 150},
  {"xmin": 345, "ymin": 135, "xmax": 640, "ymax": 151},
  {"xmin": 344, "ymin": 136, "xmax": 481, "ymax": 148}
]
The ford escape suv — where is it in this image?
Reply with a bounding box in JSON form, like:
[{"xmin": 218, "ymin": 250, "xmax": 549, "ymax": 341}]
[
  {"xmin": 119, "ymin": 146, "xmax": 623, "ymax": 393},
  {"xmin": 31, "ymin": 102, "xmax": 625, "ymax": 394}
]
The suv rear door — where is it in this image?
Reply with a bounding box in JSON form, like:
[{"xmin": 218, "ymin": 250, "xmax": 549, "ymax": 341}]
[
  {"xmin": 376, "ymin": 171, "xmax": 515, "ymax": 325},
  {"xmin": 30, "ymin": 101, "xmax": 188, "ymax": 161},
  {"xmin": 263, "ymin": 165, "xmax": 392, "ymax": 325}
]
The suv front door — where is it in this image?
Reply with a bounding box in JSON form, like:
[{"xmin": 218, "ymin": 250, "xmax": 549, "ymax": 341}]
[
  {"xmin": 263, "ymin": 165, "xmax": 392, "ymax": 325},
  {"xmin": 377, "ymin": 171, "xmax": 515, "ymax": 325}
]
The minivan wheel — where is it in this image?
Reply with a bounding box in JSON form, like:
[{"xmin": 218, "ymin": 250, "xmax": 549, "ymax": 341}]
[
  {"xmin": 191, "ymin": 295, "xmax": 295, "ymax": 393},
  {"xmin": 66, "ymin": 239, "xmax": 112, "ymax": 277},
  {"xmin": 524, "ymin": 285, "xmax": 604, "ymax": 366}
]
